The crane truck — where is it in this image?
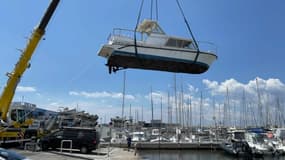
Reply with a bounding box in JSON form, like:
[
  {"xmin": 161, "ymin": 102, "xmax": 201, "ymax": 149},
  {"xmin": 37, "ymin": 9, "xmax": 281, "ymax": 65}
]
[{"xmin": 0, "ymin": 0, "xmax": 60, "ymax": 144}]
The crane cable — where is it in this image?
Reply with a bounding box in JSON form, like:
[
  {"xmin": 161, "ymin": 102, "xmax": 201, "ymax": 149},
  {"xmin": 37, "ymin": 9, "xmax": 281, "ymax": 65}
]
[
  {"xmin": 155, "ymin": 0, "xmax": 159, "ymax": 21},
  {"xmin": 134, "ymin": 0, "xmax": 145, "ymax": 56},
  {"xmin": 175, "ymin": 0, "xmax": 200, "ymax": 62},
  {"xmin": 150, "ymin": 0, "xmax": 153, "ymax": 20},
  {"xmin": 150, "ymin": 0, "xmax": 159, "ymax": 21}
]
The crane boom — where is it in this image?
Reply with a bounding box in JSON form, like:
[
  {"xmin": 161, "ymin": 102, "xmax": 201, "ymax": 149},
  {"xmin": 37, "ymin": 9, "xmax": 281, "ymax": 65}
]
[{"xmin": 0, "ymin": 0, "xmax": 60, "ymax": 122}]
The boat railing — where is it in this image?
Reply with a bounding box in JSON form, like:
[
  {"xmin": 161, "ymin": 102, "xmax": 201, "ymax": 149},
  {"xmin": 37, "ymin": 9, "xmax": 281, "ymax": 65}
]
[
  {"xmin": 109, "ymin": 28, "xmax": 145, "ymax": 41},
  {"xmin": 197, "ymin": 41, "xmax": 218, "ymax": 54}
]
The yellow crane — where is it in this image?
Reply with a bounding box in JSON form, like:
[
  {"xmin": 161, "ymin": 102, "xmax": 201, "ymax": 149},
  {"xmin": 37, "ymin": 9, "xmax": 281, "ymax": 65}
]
[{"xmin": 0, "ymin": 0, "xmax": 60, "ymax": 140}]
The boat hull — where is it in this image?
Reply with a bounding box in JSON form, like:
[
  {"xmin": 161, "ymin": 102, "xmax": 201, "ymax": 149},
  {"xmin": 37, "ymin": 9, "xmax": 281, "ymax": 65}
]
[
  {"xmin": 220, "ymin": 142, "xmax": 252, "ymax": 157},
  {"xmin": 98, "ymin": 44, "xmax": 217, "ymax": 74}
]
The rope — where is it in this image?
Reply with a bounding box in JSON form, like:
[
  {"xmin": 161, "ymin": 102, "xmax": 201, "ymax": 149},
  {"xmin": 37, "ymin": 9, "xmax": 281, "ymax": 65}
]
[
  {"xmin": 175, "ymin": 0, "xmax": 200, "ymax": 62},
  {"xmin": 134, "ymin": 0, "xmax": 145, "ymax": 56}
]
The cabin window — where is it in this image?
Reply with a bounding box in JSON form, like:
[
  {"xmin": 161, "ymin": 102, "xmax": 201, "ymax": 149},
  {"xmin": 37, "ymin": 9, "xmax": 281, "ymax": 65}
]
[
  {"xmin": 234, "ymin": 132, "xmax": 245, "ymax": 140},
  {"xmin": 165, "ymin": 38, "xmax": 191, "ymax": 48},
  {"xmin": 10, "ymin": 109, "xmax": 26, "ymax": 123},
  {"xmin": 11, "ymin": 110, "xmax": 17, "ymax": 121}
]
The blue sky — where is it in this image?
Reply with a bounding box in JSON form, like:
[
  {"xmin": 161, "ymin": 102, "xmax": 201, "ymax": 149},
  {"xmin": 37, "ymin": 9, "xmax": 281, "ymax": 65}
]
[{"xmin": 1, "ymin": 0, "xmax": 285, "ymax": 125}]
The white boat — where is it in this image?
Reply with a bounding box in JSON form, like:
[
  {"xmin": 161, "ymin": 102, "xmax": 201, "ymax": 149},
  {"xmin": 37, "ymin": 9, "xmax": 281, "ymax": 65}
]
[
  {"xmin": 110, "ymin": 130, "xmax": 127, "ymax": 143},
  {"xmin": 150, "ymin": 136, "xmax": 170, "ymax": 142},
  {"xmin": 267, "ymin": 138, "xmax": 285, "ymax": 155},
  {"xmin": 271, "ymin": 128, "xmax": 285, "ymax": 154},
  {"xmin": 131, "ymin": 131, "xmax": 146, "ymax": 142},
  {"xmin": 275, "ymin": 128, "xmax": 285, "ymax": 142},
  {"xmin": 220, "ymin": 130, "xmax": 251, "ymax": 156},
  {"xmin": 169, "ymin": 135, "xmax": 178, "ymax": 143},
  {"xmin": 151, "ymin": 128, "xmax": 160, "ymax": 136},
  {"xmin": 245, "ymin": 132, "xmax": 274, "ymax": 156},
  {"xmin": 98, "ymin": 19, "xmax": 217, "ymax": 74}
]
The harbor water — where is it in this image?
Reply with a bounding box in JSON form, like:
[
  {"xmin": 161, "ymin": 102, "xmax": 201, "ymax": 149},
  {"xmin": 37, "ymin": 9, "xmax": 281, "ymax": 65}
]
[{"xmin": 137, "ymin": 150, "xmax": 285, "ymax": 160}]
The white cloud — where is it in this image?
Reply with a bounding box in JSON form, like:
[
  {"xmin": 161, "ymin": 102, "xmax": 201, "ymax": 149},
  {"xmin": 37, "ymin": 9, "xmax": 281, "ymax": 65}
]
[
  {"xmin": 69, "ymin": 91, "xmax": 135, "ymax": 100},
  {"xmin": 203, "ymin": 78, "xmax": 246, "ymax": 96},
  {"xmin": 202, "ymin": 77, "xmax": 285, "ymax": 126},
  {"xmin": 49, "ymin": 102, "xmax": 60, "ymax": 107},
  {"xmin": 187, "ymin": 84, "xmax": 199, "ymax": 93},
  {"xmin": 144, "ymin": 91, "xmax": 169, "ymax": 104},
  {"xmin": 202, "ymin": 77, "xmax": 285, "ymax": 97},
  {"xmin": 16, "ymin": 86, "xmax": 36, "ymax": 92},
  {"xmin": 202, "ymin": 79, "xmax": 219, "ymax": 91},
  {"xmin": 264, "ymin": 78, "xmax": 285, "ymax": 93}
]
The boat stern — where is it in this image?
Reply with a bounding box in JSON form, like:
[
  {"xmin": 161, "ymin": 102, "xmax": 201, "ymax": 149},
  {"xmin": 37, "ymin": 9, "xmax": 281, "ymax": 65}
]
[{"xmin": 97, "ymin": 45, "xmax": 114, "ymax": 58}]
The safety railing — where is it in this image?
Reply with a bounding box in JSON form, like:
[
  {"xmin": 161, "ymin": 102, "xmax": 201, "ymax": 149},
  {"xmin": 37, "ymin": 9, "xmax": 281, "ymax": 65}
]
[
  {"xmin": 108, "ymin": 28, "xmax": 145, "ymax": 41},
  {"xmin": 108, "ymin": 28, "xmax": 218, "ymax": 55},
  {"xmin": 197, "ymin": 41, "xmax": 218, "ymax": 55},
  {"xmin": 60, "ymin": 140, "xmax": 72, "ymax": 153}
]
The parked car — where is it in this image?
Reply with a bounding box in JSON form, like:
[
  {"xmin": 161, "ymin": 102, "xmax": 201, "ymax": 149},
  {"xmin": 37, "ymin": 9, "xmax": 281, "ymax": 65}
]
[
  {"xmin": 0, "ymin": 148, "xmax": 28, "ymax": 160},
  {"xmin": 40, "ymin": 127, "xmax": 99, "ymax": 154}
]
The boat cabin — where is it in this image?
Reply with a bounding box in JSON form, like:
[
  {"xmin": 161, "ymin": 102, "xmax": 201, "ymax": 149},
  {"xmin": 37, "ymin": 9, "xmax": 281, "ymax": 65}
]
[{"xmin": 110, "ymin": 20, "xmax": 195, "ymax": 49}]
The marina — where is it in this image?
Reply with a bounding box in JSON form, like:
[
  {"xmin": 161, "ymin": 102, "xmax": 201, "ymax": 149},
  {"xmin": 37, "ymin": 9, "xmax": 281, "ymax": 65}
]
[
  {"xmin": 0, "ymin": 0, "xmax": 285, "ymax": 160},
  {"xmin": 137, "ymin": 150, "xmax": 285, "ymax": 160}
]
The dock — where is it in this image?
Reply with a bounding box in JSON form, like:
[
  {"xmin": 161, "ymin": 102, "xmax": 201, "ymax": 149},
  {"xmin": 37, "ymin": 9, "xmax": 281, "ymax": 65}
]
[
  {"xmin": 100, "ymin": 141, "xmax": 221, "ymax": 150},
  {"xmin": 135, "ymin": 142, "xmax": 220, "ymax": 150},
  {"xmin": 14, "ymin": 147, "xmax": 139, "ymax": 160}
]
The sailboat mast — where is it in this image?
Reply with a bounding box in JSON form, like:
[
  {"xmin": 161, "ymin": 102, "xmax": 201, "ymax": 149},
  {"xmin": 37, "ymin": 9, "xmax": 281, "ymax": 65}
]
[
  {"xmin": 256, "ymin": 78, "xmax": 263, "ymax": 126},
  {"xmin": 276, "ymin": 96, "xmax": 283, "ymax": 127},
  {"xmin": 141, "ymin": 104, "xmax": 144, "ymax": 122},
  {"xmin": 226, "ymin": 87, "xmax": 230, "ymax": 127},
  {"xmin": 181, "ymin": 82, "xmax": 184, "ymax": 128},
  {"xmin": 241, "ymin": 89, "xmax": 246, "ymax": 128},
  {"xmin": 199, "ymin": 91, "xmax": 203, "ymax": 129},
  {"xmin": 189, "ymin": 96, "xmax": 192, "ymax": 132},
  {"xmin": 187, "ymin": 96, "xmax": 190, "ymax": 129},
  {"xmin": 161, "ymin": 96, "xmax": 163, "ymax": 122},
  {"xmin": 121, "ymin": 71, "xmax": 126, "ymax": 123},
  {"xmin": 174, "ymin": 74, "xmax": 178, "ymax": 125},
  {"xmin": 167, "ymin": 91, "xmax": 171, "ymax": 125},
  {"xmin": 129, "ymin": 104, "xmax": 132, "ymax": 124},
  {"xmin": 151, "ymin": 86, "xmax": 154, "ymax": 126},
  {"xmin": 212, "ymin": 98, "xmax": 216, "ymax": 128}
]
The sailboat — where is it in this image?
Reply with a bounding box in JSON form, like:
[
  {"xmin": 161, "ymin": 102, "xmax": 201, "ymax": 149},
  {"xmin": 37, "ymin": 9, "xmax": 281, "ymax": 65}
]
[{"xmin": 98, "ymin": 19, "xmax": 217, "ymax": 74}]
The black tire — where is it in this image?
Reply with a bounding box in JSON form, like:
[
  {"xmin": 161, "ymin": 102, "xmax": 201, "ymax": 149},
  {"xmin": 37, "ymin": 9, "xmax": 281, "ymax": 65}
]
[
  {"xmin": 41, "ymin": 143, "xmax": 49, "ymax": 151},
  {"xmin": 80, "ymin": 146, "xmax": 89, "ymax": 154}
]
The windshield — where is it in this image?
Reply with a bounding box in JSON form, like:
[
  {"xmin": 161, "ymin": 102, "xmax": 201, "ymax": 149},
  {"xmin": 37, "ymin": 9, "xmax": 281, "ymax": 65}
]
[
  {"xmin": 254, "ymin": 134, "xmax": 266, "ymax": 143},
  {"xmin": 234, "ymin": 132, "xmax": 245, "ymax": 140}
]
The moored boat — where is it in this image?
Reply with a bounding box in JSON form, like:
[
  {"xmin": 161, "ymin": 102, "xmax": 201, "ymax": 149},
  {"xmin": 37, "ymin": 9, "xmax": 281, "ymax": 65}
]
[
  {"xmin": 220, "ymin": 129, "xmax": 252, "ymax": 156},
  {"xmin": 131, "ymin": 131, "xmax": 147, "ymax": 142},
  {"xmin": 245, "ymin": 130, "xmax": 276, "ymax": 156}
]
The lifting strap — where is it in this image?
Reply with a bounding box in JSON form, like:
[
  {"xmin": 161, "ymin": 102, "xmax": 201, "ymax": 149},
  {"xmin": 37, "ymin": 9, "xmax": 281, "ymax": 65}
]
[
  {"xmin": 175, "ymin": 0, "xmax": 200, "ymax": 62},
  {"xmin": 150, "ymin": 0, "xmax": 153, "ymax": 20},
  {"xmin": 134, "ymin": 0, "xmax": 145, "ymax": 56},
  {"xmin": 155, "ymin": 0, "xmax": 159, "ymax": 21}
]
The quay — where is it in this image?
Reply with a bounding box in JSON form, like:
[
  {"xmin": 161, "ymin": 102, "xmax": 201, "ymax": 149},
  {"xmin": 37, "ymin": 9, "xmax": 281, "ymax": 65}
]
[
  {"xmin": 135, "ymin": 142, "xmax": 220, "ymax": 150},
  {"xmin": 14, "ymin": 147, "xmax": 139, "ymax": 160},
  {"xmin": 100, "ymin": 142, "xmax": 221, "ymax": 150}
]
